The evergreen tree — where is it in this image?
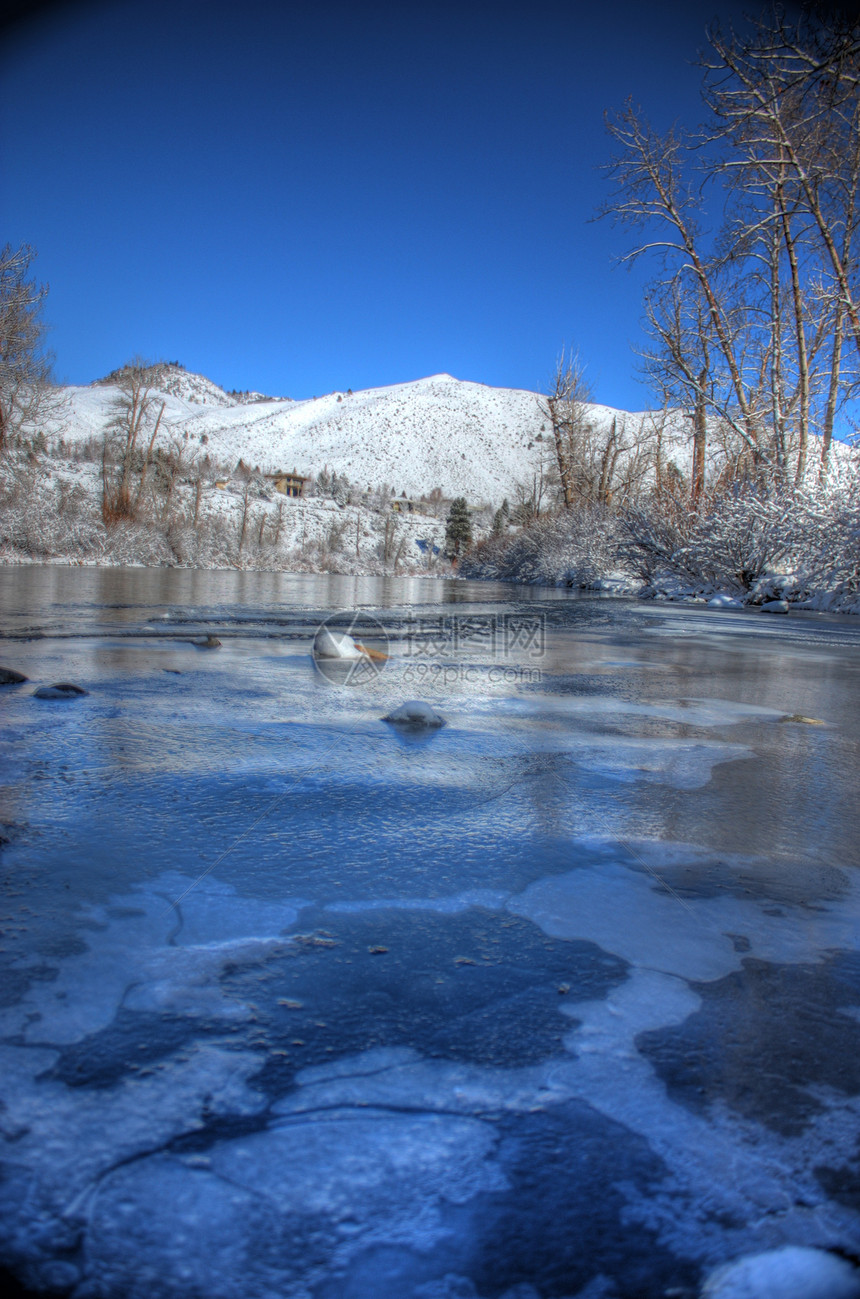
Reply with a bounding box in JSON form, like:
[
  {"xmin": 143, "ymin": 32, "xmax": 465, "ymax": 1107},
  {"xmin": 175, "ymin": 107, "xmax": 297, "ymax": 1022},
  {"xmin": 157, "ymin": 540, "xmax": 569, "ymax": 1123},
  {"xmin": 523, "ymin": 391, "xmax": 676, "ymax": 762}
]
[
  {"xmin": 445, "ymin": 497, "xmax": 472, "ymax": 558},
  {"xmin": 491, "ymin": 497, "xmax": 510, "ymax": 535}
]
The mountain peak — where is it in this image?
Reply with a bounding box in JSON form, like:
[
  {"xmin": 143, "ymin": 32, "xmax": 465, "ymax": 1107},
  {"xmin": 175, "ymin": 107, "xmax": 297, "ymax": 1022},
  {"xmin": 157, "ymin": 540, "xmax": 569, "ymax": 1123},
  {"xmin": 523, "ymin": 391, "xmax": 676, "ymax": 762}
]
[{"xmin": 92, "ymin": 362, "xmax": 237, "ymax": 409}]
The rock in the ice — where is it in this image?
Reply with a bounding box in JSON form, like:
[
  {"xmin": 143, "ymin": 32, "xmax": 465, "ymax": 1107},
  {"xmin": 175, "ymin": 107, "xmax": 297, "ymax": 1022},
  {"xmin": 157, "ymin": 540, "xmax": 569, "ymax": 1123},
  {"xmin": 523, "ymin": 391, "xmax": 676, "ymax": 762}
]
[
  {"xmin": 761, "ymin": 599, "xmax": 790, "ymax": 614},
  {"xmin": 702, "ymin": 1245, "xmax": 860, "ymax": 1299},
  {"xmin": 383, "ymin": 700, "xmax": 445, "ymax": 728},
  {"xmin": 0, "ymin": 666, "xmax": 27, "ymax": 684},
  {"xmin": 188, "ymin": 635, "xmax": 222, "ymax": 648},
  {"xmin": 707, "ymin": 594, "xmax": 744, "ymax": 609},
  {"xmin": 314, "ymin": 628, "xmax": 367, "ymax": 660},
  {"xmin": 33, "ymin": 682, "xmax": 88, "ymax": 699}
]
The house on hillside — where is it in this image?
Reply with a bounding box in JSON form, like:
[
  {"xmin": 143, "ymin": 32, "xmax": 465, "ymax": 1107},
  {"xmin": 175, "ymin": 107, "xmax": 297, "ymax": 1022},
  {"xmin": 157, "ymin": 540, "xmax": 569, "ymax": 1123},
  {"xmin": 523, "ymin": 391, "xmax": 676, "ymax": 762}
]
[
  {"xmin": 265, "ymin": 470, "xmax": 309, "ymax": 498},
  {"xmin": 391, "ymin": 498, "xmax": 416, "ymax": 513}
]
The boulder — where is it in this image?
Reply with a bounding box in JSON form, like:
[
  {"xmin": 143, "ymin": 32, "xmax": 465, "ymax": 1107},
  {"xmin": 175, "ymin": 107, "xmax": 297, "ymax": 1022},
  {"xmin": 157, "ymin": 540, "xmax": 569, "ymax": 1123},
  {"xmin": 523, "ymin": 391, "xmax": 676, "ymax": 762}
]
[
  {"xmin": 761, "ymin": 599, "xmax": 790, "ymax": 614},
  {"xmin": 382, "ymin": 700, "xmax": 445, "ymax": 728},
  {"xmin": 0, "ymin": 667, "xmax": 28, "ymax": 685},
  {"xmin": 33, "ymin": 683, "xmax": 88, "ymax": 700}
]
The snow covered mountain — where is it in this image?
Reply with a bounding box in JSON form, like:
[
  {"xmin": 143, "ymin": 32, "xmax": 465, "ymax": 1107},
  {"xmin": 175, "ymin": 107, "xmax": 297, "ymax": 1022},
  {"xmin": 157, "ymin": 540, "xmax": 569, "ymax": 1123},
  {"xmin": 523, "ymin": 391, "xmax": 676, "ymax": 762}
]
[{"xmin": 49, "ymin": 368, "xmax": 664, "ymax": 504}]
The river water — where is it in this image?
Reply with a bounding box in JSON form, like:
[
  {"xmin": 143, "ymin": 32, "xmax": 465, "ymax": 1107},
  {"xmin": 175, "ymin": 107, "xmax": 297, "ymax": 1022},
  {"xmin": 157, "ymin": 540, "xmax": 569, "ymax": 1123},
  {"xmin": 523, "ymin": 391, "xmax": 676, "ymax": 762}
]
[{"xmin": 1, "ymin": 566, "xmax": 859, "ymax": 1298}]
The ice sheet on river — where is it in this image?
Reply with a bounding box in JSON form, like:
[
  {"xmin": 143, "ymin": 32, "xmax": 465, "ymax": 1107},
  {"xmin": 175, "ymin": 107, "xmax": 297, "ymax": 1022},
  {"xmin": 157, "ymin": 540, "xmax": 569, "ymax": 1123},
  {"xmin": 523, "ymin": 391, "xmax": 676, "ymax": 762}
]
[
  {"xmin": 2, "ymin": 573, "xmax": 860, "ymax": 1297},
  {"xmin": 1, "ymin": 851, "xmax": 859, "ymax": 1298}
]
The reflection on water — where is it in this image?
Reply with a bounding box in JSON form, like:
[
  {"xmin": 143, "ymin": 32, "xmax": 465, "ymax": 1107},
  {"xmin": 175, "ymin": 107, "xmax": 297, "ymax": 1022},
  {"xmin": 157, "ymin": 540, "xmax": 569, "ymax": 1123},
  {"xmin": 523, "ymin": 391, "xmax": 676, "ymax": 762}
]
[{"xmin": 0, "ymin": 566, "xmax": 859, "ymax": 1298}]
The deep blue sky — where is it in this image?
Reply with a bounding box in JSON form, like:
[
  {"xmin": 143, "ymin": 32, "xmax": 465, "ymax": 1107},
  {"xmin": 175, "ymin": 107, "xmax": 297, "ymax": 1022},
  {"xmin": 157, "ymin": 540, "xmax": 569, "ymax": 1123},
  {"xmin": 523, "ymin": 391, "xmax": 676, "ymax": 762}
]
[{"xmin": 2, "ymin": 0, "xmax": 774, "ymax": 406}]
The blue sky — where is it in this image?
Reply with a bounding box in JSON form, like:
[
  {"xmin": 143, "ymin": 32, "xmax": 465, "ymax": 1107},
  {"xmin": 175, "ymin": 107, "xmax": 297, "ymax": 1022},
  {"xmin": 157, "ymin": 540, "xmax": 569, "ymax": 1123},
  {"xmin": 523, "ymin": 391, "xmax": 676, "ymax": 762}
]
[{"xmin": 1, "ymin": 0, "xmax": 775, "ymax": 407}]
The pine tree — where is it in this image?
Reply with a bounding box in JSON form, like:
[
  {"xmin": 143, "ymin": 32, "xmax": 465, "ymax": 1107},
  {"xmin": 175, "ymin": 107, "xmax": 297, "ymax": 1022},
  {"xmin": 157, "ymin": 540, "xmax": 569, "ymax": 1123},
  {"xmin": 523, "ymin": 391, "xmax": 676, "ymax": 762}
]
[
  {"xmin": 491, "ymin": 498, "xmax": 510, "ymax": 535},
  {"xmin": 445, "ymin": 497, "xmax": 472, "ymax": 558}
]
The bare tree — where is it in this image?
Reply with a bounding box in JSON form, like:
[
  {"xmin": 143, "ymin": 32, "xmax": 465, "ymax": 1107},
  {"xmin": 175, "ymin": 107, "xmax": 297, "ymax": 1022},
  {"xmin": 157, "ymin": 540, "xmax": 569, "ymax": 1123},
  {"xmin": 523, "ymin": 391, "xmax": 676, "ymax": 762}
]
[
  {"xmin": 512, "ymin": 451, "xmax": 552, "ymax": 524},
  {"xmin": 539, "ymin": 349, "xmax": 593, "ymax": 508},
  {"xmin": 0, "ymin": 243, "xmax": 56, "ymax": 456},
  {"xmin": 603, "ymin": 10, "xmax": 860, "ymax": 490},
  {"xmin": 101, "ymin": 358, "xmax": 167, "ymax": 525},
  {"xmin": 237, "ymin": 481, "xmax": 252, "ymax": 555},
  {"xmin": 702, "ymin": 10, "xmax": 860, "ymax": 482},
  {"xmin": 540, "ymin": 348, "xmax": 656, "ymax": 508},
  {"xmin": 157, "ymin": 430, "xmax": 195, "ymax": 524}
]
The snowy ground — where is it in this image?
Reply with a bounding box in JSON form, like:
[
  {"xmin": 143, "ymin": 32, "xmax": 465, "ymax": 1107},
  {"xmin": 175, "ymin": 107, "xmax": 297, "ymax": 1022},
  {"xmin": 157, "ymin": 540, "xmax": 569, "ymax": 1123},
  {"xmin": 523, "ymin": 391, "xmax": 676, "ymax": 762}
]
[
  {"xmin": 1, "ymin": 569, "xmax": 859, "ymax": 1297},
  {"xmin": 0, "ymin": 454, "xmax": 452, "ymax": 574}
]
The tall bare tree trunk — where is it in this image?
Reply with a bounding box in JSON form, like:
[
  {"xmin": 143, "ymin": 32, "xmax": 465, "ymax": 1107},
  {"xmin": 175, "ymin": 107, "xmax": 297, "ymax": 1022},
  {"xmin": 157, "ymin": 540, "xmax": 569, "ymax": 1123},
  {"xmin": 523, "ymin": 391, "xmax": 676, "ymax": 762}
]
[
  {"xmin": 133, "ymin": 400, "xmax": 165, "ymax": 512},
  {"xmin": 775, "ymin": 180, "xmax": 811, "ymax": 487},
  {"xmin": 237, "ymin": 484, "xmax": 251, "ymax": 555},
  {"xmin": 820, "ymin": 300, "xmax": 844, "ymax": 483},
  {"xmin": 548, "ymin": 397, "xmax": 573, "ymax": 508},
  {"xmin": 692, "ymin": 375, "xmax": 707, "ymax": 504}
]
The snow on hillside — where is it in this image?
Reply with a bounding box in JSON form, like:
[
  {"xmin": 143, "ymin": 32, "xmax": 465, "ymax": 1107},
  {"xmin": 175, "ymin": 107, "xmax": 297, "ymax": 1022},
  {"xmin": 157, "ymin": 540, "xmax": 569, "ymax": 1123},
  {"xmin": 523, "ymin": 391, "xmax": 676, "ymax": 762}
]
[
  {"xmin": 47, "ymin": 369, "xmax": 670, "ymax": 504},
  {"xmin": 92, "ymin": 363, "xmax": 240, "ymax": 410}
]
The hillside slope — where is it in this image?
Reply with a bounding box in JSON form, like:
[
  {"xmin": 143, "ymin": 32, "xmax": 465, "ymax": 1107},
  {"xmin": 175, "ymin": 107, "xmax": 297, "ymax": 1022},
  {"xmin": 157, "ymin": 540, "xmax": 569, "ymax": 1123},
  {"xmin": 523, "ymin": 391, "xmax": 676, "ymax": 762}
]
[{"xmin": 49, "ymin": 369, "xmax": 666, "ymax": 503}]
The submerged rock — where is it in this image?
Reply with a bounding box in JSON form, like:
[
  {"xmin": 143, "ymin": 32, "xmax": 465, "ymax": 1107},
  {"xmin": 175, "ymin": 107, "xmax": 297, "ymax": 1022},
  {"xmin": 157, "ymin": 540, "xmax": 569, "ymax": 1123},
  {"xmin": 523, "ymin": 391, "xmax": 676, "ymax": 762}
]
[
  {"xmin": 188, "ymin": 636, "xmax": 222, "ymax": 649},
  {"xmin": 33, "ymin": 683, "xmax": 88, "ymax": 700},
  {"xmin": 383, "ymin": 700, "xmax": 445, "ymax": 728},
  {"xmin": 702, "ymin": 1245, "xmax": 860, "ymax": 1298},
  {"xmin": 761, "ymin": 599, "xmax": 790, "ymax": 614},
  {"xmin": 0, "ymin": 667, "xmax": 28, "ymax": 684}
]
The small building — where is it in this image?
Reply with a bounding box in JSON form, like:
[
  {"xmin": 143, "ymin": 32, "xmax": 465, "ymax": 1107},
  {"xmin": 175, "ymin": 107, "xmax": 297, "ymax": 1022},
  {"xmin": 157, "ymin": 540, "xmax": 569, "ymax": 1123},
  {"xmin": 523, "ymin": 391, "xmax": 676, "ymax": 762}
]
[
  {"xmin": 391, "ymin": 498, "xmax": 416, "ymax": 514},
  {"xmin": 266, "ymin": 470, "xmax": 309, "ymax": 498}
]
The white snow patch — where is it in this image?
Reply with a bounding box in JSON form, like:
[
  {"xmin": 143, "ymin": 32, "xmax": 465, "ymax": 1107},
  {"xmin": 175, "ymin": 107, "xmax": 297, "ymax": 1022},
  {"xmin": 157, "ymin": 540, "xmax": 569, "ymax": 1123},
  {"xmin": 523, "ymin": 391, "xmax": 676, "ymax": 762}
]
[
  {"xmin": 702, "ymin": 1246, "xmax": 860, "ymax": 1298},
  {"xmin": 383, "ymin": 699, "xmax": 446, "ymax": 727}
]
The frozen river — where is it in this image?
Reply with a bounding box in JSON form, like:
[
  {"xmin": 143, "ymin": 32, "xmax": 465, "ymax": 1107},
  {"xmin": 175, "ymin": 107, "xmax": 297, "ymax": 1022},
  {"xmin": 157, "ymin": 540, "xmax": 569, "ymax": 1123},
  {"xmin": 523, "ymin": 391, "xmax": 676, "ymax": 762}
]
[{"xmin": 1, "ymin": 566, "xmax": 859, "ymax": 1298}]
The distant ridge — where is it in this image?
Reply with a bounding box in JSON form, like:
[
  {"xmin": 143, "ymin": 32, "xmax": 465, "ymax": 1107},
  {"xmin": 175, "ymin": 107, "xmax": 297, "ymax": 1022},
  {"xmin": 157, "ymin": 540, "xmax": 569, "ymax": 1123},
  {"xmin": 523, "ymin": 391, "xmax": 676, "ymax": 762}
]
[{"xmin": 57, "ymin": 366, "xmax": 672, "ymax": 502}]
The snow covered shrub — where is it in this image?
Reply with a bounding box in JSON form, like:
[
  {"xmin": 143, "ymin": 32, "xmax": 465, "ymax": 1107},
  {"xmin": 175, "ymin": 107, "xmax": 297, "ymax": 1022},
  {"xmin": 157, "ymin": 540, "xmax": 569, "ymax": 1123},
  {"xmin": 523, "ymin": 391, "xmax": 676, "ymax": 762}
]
[
  {"xmin": 460, "ymin": 506, "xmax": 622, "ymax": 587},
  {"xmin": 0, "ymin": 456, "xmax": 101, "ymax": 560},
  {"xmin": 101, "ymin": 520, "xmax": 174, "ymax": 566},
  {"xmin": 622, "ymin": 483, "xmax": 798, "ymax": 592},
  {"xmin": 623, "ymin": 474, "xmax": 860, "ymax": 609},
  {"xmin": 790, "ymin": 477, "xmax": 860, "ymax": 612}
]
